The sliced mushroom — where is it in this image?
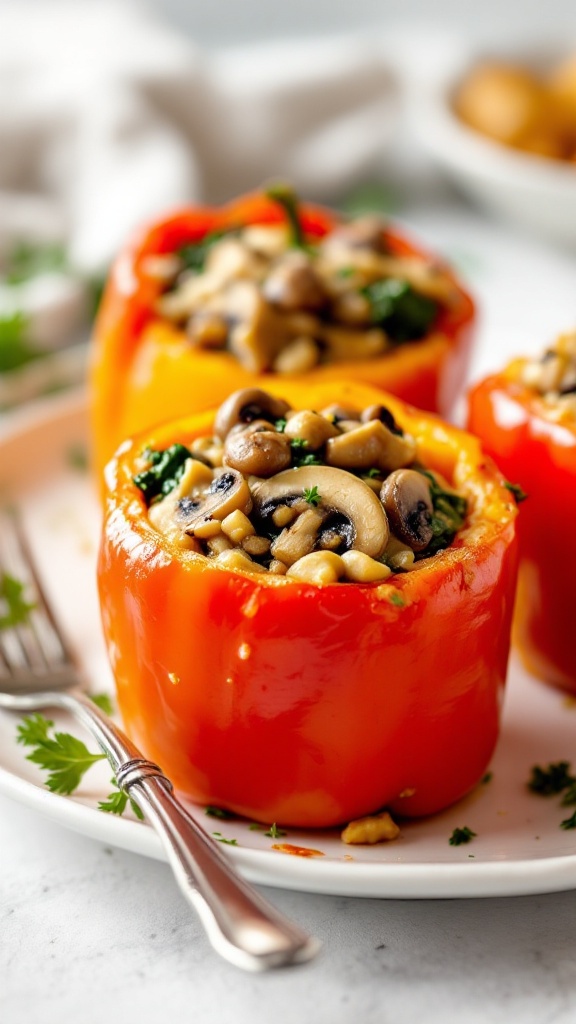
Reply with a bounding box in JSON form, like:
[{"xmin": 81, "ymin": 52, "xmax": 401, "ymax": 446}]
[
  {"xmin": 263, "ymin": 252, "xmax": 327, "ymax": 311},
  {"xmin": 214, "ymin": 388, "xmax": 290, "ymax": 440},
  {"xmin": 251, "ymin": 465, "xmax": 389, "ymax": 559},
  {"xmin": 180, "ymin": 468, "xmax": 253, "ymax": 538},
  {"xmin": 223, "ymin": 423, "xmax": 292, "ymax": 477},
  {"xmin": 320, "ymin": 403, "xmax": 362, "ymax": 424},
  {"xmin": 380, "ymin": 469, "xmax": 433, "ymax": 552},
  {"xmin": 326, "ymin": 419, "xmax": 416, "ymax": 473},
  {"xmin": 225, "ymin": 281, "xmax": 290, "ymax": 372}
]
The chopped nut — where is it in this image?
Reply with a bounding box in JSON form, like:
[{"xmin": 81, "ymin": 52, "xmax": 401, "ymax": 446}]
[
  {"xmin": 341, "ymin": 811, "xmax": 400, "ymax": 845},
  {"xmin": 286, "ymin": 550, "xmax": 344, "ymax": 585}
]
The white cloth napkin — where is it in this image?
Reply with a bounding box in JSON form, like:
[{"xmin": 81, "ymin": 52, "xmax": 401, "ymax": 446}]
[{"xmin": 0, "ymin": 1, "xmax": 400, "ymax": 272}]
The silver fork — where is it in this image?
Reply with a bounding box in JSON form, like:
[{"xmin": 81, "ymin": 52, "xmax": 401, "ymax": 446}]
[{"xmin": 0, "ymin": 510, "xmax": 320, "ymax": 971}]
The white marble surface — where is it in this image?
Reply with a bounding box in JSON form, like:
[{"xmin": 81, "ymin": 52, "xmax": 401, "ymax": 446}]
[{"xmin": 3, "ymin": 792, "xmax": 576, "ymax": 1024}]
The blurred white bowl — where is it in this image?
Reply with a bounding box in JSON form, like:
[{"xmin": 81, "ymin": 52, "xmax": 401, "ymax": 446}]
[{"xmin": 416, "ymin": 54, "xmax": 576, "ymax": 248}]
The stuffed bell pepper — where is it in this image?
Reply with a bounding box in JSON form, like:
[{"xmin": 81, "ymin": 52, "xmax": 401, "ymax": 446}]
[
  {"xmin": 98, "ymin": 382, "xmax": 517, "ymax": 828},
  {"xmin": 468, "ymin": 331, "xmax": 576, "ymax": 694},
  {"xmin": 91, "ymin": 187, "xmax": 475, "ymax": 477}
]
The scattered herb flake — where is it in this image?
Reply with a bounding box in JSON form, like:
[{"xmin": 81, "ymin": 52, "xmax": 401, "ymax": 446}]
[
  {"xmin": 205, "ymin": 806, "xmax": 235, "ymax": 820},
  {"xmin": 212, "ymin": 832, "xmax": 239, "ymax": 846},
  {"xmin": 527, "ymin": 761, "xmax": 575, "ymax": 796},
  {"xmin": 481, "ymin": 772, "xmax": 493, "ymax": 785},
  {"xmin": 389, "ymin": 592, "xmax": 405, "ymax": 607},
  {"xmin": 274, "ymin": 418, "xmax": 287, "ymax": 433},
  {"xmin": 0, "ymin": 572, "xmax": 36, "ymax": 629},
  {"xmin": 366, "ymin": 468, "xmax": 381, "ymax": 479},
  {"xmin": 303, "ymin": 486, "xmax": 321, "ymax": 507},
  {"xmin": 178, "ymin": 230, "xmax": 228, "ymax": 274},
  {"xmin": 560, "ymin": 811, "xmax": 576, "ymax": 830},
  {"xmin": 449, "ymin": 826, "xmax": 477, "ymax": 846},
  {"xmin": 265, "ymin": 823, "xmax": 287, "ymax": 839}
]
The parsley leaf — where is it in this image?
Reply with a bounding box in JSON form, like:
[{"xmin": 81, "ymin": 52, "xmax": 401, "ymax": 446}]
[
  {"xmin": 90, "ymin": 692, "xmax": 114, "ymax": 716},
  {"xmin": 303, "ymin": 486, "xmax": 321, "ymax": 507},
  {"xmin": 290, "ymin": 438, "xmax": 322, "ymax": 467},
  {"xmin": 16, "ymin": 713, "xmax": 140, "ymax": 819},
  {"xmin": 363, "ymin": 279, "xmax": 438, "ymax": 343},
  {"xmin": 133, "ymin": 444, "xmax": 192, "ymax": 505},
  {"xmin": 449, "ymin": 826, "xmax": 477, "ymax": 846},
  {"xmin": 4, "ymin": 240, "xmax": 67, "ymax": 285},
  {"xmin": 560, "ymin": 810, "xmax": 576, "ymax": 830},
  {"xmin": 25, "ymin": 731, "xmax": 106, "ymax": 795},
  {"xmin": 274, "ymin": 418, "xmax": 287, "ymax": 433},
  {"xmin": 98, "ymin": 780, "xmax": 144, "ymax": 820},
  {"xmin": 0, "ymin": 572, "xmax": 36, "ymax": 629}
]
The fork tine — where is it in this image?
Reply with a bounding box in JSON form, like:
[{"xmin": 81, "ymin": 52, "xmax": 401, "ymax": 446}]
[{"xmin": 0, "ymin": 509, "xmax": 74, "ymax": 681}]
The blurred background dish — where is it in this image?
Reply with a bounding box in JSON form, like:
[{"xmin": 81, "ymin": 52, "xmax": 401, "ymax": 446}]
[{"xmin": 416, "ymin": 45, "xmax": 576, "ymax": 247}]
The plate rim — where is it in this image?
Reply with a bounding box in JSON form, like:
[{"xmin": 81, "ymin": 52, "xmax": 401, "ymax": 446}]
[{"xmin": 2, "ymin": 390, "xmax": 576, "ymax": 900}]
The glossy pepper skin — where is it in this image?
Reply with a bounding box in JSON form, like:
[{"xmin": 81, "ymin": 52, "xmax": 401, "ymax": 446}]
[
  {"xmin": 468, "ymin": 365, "xmax": 576, "ymax": 694},
  {"xmin": 90, "ymin": 191, "xmax": 475, "ymax": 478},
  {"xmin": 98, "ymin": 382, "xmax": 517, "ymax": 828}
]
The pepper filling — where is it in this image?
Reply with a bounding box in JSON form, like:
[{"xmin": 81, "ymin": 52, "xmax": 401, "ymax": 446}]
[
  {"xmin": 518, "ymin": 332, "xmax": 576, "ymax": 423},
  {"xmin": 150, "ymin": 186, "xmax": 459, "ymax": 375},
  {"xmin": 133, "ymin": 388, "xmax": 467, "ymax": 585}
]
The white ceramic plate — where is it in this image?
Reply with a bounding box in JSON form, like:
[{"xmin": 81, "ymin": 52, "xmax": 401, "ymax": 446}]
[{"xmin": 1, "ymin": 393, "xmax": 575, "ymax": 899}]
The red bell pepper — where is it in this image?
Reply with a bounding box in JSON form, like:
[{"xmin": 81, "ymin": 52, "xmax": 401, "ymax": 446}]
[
  {"xmin": 97, "ymin": 381, "xmax": 517, "ymax": 828},
  {"xmin": 468, "ymin": 363, "xmax": 576, "ymax": 694},
  {"xmin": 90, "ymin": 191, "xmax": 475, "ymax": 478}
]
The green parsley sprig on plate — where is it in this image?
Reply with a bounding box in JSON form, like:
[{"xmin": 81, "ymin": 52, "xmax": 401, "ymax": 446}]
[{"xmin": 16, "ymin": 710, "xmax": 143, "ymax": 820}]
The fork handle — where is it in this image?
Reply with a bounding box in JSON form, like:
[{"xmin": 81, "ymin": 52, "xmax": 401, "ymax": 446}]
[{"xmin": 55, "ymin": 688, "xmax": 319, "ymax": 971}]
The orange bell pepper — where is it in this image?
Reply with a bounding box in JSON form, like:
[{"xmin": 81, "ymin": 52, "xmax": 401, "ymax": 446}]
[
  {"xmin": 97, "ymin": 382, "xmax": 517, "ymax": 828},
  {"xmin": 90, "ymin": 191, "xmax": 475, "ymax": 478},
  {"xmin": 468, "ymin": 364, "xmax": 576, "ymax": 694}
]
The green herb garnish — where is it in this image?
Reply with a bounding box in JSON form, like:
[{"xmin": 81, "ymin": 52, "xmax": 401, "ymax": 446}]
[
  {"xmin": 527, "ymin": 761, "xmax": 575, "ymax": 796},
  {"xmin": 265, "ymin": 182, "xmax": 305, "ymax": 249},
  {"xmin": 178, "ymin": 230, "xmax": 228, "ymax": 274},
  {"xmin": 275, "ymin": 418, "xmax": 287, "ymax": 433},
  {"xmin": 90, "ymin": 693, "xmax": 114, "ymax": 716},
  {"xmin": 16, "ymin": 713, "xmax": 142, "ymax": 819},
  {"xmin": 0, "ymin": 312, "xmax": 39, "ymax": 373},
  {"xmin": 212, "ymin": 832, "xmax": 239, "ymax": 846},
  {"xmin": 504, "ymin": 481, "xmax": 528, "ymax": 503},
  {"xmin": 303, "ymin": 486, "xmax": 321, "ymax": 507},
  {"xmin": 0, "ymin": 572, "xmax": 36, "ymax": 629},
  {"xmin": 389, "ymin": 592, "xmax": 405, "ymax": 608},
  {"xmin": 290, "ymin": 438, "xmax": 322, "ymax": 467},
  {"xmin": 449, "ymin": 826, "xmax": 476, "ymax": 846},
  {"xmin": 264, "ymin": 823, "xmax": 287, "ymax": 838},
  {"xmin": 133, "ymin": 444, "xmax": 192, "ymax": 504},
  {"xmin": 363, "ymin": 278, "xmax": 438, "ymax": 343},
  {"xmin": 205, "ymin": 806, "xmax": 235, "ymax": 820},
  {"xmin": 560, "ymin": 811, "xmax": 576, "ymax": 830},
  {"xmin": 366, "ymin": 468, "xmax": 381, "ymax": 479},
  {"xmin": 4, "ymin": 241, "xmax": 67, "ymax": 285}
]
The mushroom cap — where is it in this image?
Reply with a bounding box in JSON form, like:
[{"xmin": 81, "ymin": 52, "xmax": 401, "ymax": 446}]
[
  {"xmin": 180, "ymin": 468, "xmax": 253, "ymax": 536},
  {"xmin": 380, "ymin": 468, "xmax": 433, "ymax": 552},
  {"xmin": 251, "ymin": 465, "xmax": 389, "ymax": 559},
  {"xmin": 214, "ymin": 388, "xmax": 290, "ymax": 440}
]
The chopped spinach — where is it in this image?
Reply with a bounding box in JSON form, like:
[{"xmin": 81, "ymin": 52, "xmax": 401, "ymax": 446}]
[
  {"xmin": 415, "ymin": 469, "xmax": 467, "ymax": 557},
  {"xmin": 133, "ymin": 444, "xmax": 193, "ymax": 504},
  {"xmin": 178, "ymin": 230, "xmax": 228, "ymax": 275},
  {"xmin": 363, "ymin": 278, "xmax": 438, "ymax": 343}
]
